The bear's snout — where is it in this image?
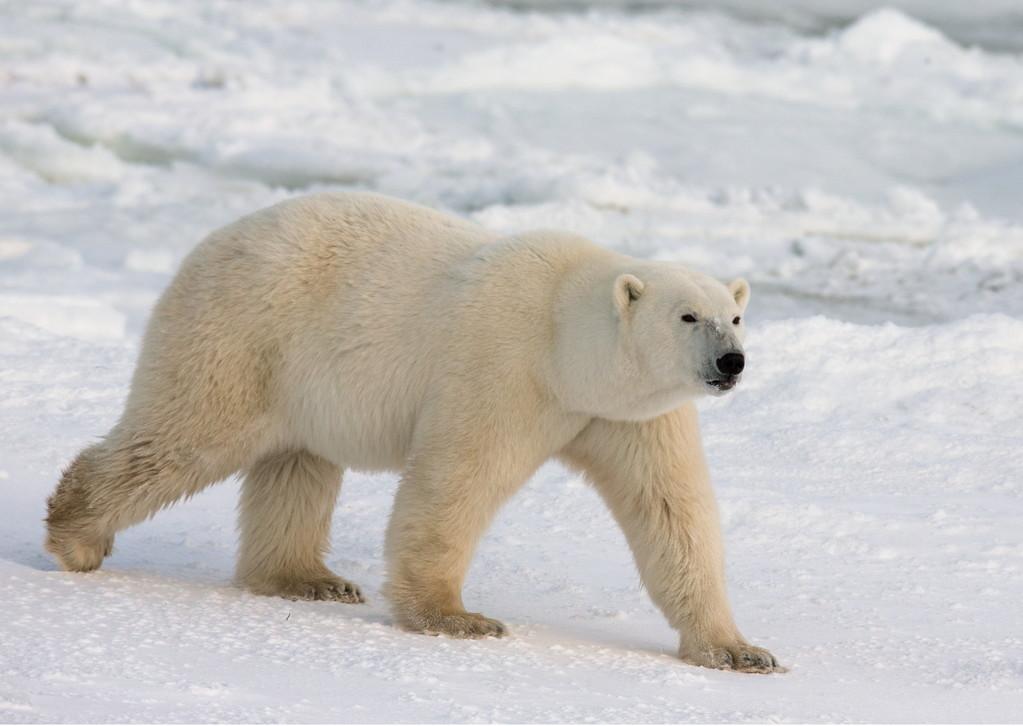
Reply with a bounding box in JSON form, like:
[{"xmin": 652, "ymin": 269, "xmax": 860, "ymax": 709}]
[{"xmin": 715, "ymin": 352, "xmax": 745, "ymax": 376}]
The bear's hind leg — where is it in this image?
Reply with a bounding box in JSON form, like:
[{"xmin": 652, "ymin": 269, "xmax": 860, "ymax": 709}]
[
  {"xmin": 46, "ymin": 432, "xmax": 242, "ymax": 572},
  {"xmin": 46, "ymin": 444, "xmax": 116, "ymax": 571},
  {"xmin": 236, "ymin": 450, "xmax": 363, "ymax": 603}
]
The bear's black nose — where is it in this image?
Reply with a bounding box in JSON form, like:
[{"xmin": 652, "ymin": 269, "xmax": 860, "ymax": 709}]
[{"xmin": 716, "ymin": 352, "xmax": 745, "ymax": 376}]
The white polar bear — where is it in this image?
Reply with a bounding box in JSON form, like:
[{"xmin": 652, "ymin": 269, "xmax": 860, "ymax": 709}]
[{"xmin": 46, "ymin": 192, "xmax": 779, "ymax": 673}]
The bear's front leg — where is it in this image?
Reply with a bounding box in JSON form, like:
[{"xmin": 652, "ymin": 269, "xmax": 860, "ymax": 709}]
[
  {"xmin": 561, "ymin": 403, "xmax": 783, "ymax": 674},
  {"xmin": 384, "ymin": 407, "xmax": 559, "ymax": 639}
]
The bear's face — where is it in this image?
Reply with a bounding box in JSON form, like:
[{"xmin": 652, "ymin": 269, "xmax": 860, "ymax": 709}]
[{"xmin": 607, "ymin": 266, "xmax": 750, "ymax": 419}]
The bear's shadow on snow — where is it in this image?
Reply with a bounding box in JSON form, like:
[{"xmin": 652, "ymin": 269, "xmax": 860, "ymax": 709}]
[
  {"xmin": 14, "ymin": 532, "xmax": 692, "ymax": 660},
  {"xmin": 5, "ymin": 543, "xmax": 58, "ymax": 571}
]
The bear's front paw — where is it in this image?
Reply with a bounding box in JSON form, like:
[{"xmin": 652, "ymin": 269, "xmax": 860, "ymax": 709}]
[
  {"xmin": 681, "ymin": 641, "xmax": 783, "ymax": 674},
  {"xmin": 428, "ymin": 612, "xmax": 507, "ymax": 639},
  {"xmin": 250, "ymin": 574, "xmax": 365, "ymax": 604},
  {"xmin": 404, "ymin": 610, "xmax": 507, "ymax": 639}
]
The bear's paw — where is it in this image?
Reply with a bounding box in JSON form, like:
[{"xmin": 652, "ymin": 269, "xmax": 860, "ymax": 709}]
[
  {"xmin": 419, "ymin": 611, "xmax": 508, "ymax": 639},
  {"xmin": 681, "ymin": 641, "xmax": 784, "ymax": 674}
]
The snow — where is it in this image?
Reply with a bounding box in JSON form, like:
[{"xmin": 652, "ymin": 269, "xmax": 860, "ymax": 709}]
[{"xmin": 1, "ymin": 0, "xmax": 1022, "ymax": 722}]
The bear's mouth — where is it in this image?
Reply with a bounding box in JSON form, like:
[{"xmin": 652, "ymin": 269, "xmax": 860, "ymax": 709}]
[{"xmin": 706, "ymin": 376, "xmax": 739, "ymax": 392}]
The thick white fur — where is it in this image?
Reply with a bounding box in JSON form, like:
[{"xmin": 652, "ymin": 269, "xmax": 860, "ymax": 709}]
[{"xmin": 45, "ymin": 192, "xmax": 778, "ymax": 672}]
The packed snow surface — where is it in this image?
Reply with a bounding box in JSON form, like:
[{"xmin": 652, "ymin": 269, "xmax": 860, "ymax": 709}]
[{"xmin": 1, "ymin": 0, "xmax": 1022, "ymax": 722}]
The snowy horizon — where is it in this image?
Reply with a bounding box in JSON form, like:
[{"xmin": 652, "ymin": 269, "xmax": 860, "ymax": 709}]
[{"xmin": 1, "ymin": 0, "xmax": 1022, "ymax": 722}]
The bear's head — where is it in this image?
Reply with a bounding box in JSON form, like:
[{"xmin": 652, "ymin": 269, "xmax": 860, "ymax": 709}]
[{"xmin": 553, "ymin": 261, "xmax": 750, "ymax": 422}]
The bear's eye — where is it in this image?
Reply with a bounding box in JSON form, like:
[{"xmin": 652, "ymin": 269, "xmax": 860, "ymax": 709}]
[
  {"xmin": 681, "ymin": 314, "xmax": 698, "ymax": 323},
  {"xmin": 732, "ymin": 316, "xmax": 741, "ymax": 325}
]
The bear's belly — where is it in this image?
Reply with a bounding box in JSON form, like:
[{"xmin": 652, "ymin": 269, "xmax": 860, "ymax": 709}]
[{"xmin": 277, "ymin": 348, "xmax": 427, "ymax": 473}]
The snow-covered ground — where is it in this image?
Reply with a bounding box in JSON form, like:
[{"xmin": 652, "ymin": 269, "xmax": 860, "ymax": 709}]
[{"xmin": 2, "ymin": 0, "xmax": 1022, "ymax": 722}]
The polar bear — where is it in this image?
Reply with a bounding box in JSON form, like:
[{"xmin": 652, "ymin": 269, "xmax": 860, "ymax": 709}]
[{"xmin": 46, "ymin": 192, "xmax": 779, "ymax": 673}]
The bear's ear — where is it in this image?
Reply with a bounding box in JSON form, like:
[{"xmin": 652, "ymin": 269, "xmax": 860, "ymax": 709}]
[
  {"xmin": 728, "ymin": 278, "xmax": 750, "ymax": 312},
  {"xmin": 613, "ymin": 273, "xmax": 645, "ymax": 315}
]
